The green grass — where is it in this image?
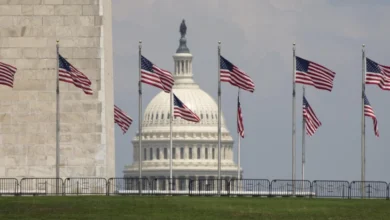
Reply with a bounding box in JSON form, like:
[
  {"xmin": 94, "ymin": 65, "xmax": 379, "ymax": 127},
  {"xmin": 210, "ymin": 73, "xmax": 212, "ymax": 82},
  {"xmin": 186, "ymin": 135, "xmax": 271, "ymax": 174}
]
[{"xmin": 0, "ymin": 196, "xmax": 388, "ymax": 220}]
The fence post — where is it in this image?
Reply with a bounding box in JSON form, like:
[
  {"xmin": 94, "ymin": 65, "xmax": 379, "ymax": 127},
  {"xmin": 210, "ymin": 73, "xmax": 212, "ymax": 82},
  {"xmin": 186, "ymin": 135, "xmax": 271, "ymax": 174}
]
[
  {"xmin": 368, "ymin": 184, "xmax": 371, "ymax": 199},
  {"xmin": 16, "ymin": 180, "xmax": 19, "ymax": 196},
  {"xmin": 309, "ymin": 181, "xmax": 313, "ymax": 198},
  {"xmin": 77, "ymin": 181, "xmax": 79, "ymax": 196},
  {"xmin": 106, "ymin": 179, "xmax": 110, "ymax": 196},
  {"xmin": 348, "ymin": 183, "xmax": 351, "ymax": 199},
  {"xmin": 61, "ymin": 179, "xmax": 67, "ymax": 196},
  {"xmin": 387, "ymin": 184, "xmax": 389, "ymax": 200},
  {"xmin": 268, "ymin": 180, "xmax": 272, "ymax": 197},
  {"xmin": 188, "ymin": 179, "xmax": 192, "ymax": 196}
]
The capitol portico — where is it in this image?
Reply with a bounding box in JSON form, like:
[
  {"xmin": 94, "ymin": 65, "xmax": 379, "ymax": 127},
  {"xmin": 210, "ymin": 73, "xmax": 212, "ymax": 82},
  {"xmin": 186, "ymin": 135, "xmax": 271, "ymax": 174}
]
[{"xmin": 123, "ymin": 20, "xmax": 241, "ymax": 190}]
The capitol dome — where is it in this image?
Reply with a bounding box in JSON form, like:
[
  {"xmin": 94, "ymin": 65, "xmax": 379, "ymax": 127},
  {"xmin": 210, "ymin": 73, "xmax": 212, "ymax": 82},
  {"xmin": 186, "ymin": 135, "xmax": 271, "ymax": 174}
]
[
  {"xmin": 123, "ymin": 20, "xmax": 240, "ymax": 190},
  {"xmin": 142, "ymin": 85, "xmax": 229, "ymax": 133}
]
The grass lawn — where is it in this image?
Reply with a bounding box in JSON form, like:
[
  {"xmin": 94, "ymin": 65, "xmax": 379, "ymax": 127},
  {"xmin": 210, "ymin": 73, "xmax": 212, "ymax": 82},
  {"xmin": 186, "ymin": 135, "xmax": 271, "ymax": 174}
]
[{"xmin": 0, "ymin": 196, "xmax": 389, "ymax": 220}]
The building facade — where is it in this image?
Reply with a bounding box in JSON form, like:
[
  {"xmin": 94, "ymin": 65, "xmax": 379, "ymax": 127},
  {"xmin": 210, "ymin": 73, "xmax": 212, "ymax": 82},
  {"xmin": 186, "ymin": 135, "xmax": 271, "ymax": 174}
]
[
  {"xmin": 0, "ymin": 0, "xmax": 115, "ymax": 178},
  {"xmin": 123, "ymin": 20, "xmax": 241, "ymax": 190}
]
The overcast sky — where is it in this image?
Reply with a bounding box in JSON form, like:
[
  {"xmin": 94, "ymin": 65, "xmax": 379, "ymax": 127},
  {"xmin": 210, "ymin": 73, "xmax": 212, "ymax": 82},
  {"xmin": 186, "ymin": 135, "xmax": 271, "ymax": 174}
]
[{"xmin": 111, "ymin": 0, "xmax": 390, "ymax": 182}]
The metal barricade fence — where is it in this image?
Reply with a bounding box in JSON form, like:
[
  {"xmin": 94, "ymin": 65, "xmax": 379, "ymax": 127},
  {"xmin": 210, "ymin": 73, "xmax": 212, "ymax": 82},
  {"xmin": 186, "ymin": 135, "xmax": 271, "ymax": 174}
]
[
  {"xmin": 349, "ymin": 181, "xmax": 388, "ymax": 199},
  {"xmin": 271, "ymin": 180, "xmax": 312, "ymax": 197},
  {"xmin": 188, "ymin": 178, "xmax": 221, "ymax": 196},
  {"xmin": 108, "ymin": 177, "xmax": 151, "ymax": 195},
  {"xmin": 63, "ymin": 178, "xmax": 107, "ymax": 195},
  {"xmin": 312, "ymin": 180, "xmax": 349, "ymax": 198},
  {"xmin": 229, "ymin": 179, "xmax": 270, "ymax": 196},
  {"xmin": 0, "ymin": 178, "xmax": 18, "ymax": 195},
  {"xmin": 1, "ymin": 177, "xmax": 390, "ymax": 198},
  {"xmin": 20, "ymin": 178, "xmax": 63, "ymax": 196}
]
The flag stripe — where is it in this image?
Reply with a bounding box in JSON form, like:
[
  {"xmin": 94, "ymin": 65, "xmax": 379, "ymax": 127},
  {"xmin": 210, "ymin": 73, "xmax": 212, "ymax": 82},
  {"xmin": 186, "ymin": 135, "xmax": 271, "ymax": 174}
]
[
  {"xmin": 296, "ymin": 56, "xmax": 336, "ymax": 92},
  {"xmin": 366, "ymin": 57, "xmax": 390, "ymax": 91},
  {"xmin": 303, "ymin": 96, "xmax": 322, "ymax": 136},
  {"xmin": 0, "ymin": 61, "xmax": 17, "ymax": 88},
  {"xmin": 114, "ymin": 105, "xmax": 133, "ymax": 134},
  {"xmin": 141, "ymin": 56, "xmax": 174, "ymax": 93},
  {"xmin": 364, "ymin": 94, "xmax": 379, "ymax": 137},
  {"xmin": 173, "ymin": 94, "xmax": 200, "ymax": 122},
  {"xmin": 237, "ymin": 96, "xmax": 244, "ymax": 138},
  {"xmin": 220, "ymin": 55, "xmax": 255, "ymax": 92},
  {"xmin": 59, "ymin": 54, "xmax": 93, "ymax": 95}
]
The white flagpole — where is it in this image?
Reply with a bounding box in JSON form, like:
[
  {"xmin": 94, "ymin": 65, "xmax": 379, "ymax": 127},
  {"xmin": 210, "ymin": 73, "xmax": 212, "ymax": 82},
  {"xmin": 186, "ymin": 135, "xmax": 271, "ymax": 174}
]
[
  {"xmin": 361, "ymin": 44, "xmax": 366, "ymax": 197},
  {"xmin": 302, "ymin": 86, "xmax": 306, "ymax": 186},
  {"xmin": 237, "ymin": 89, "xmax": 241, "ymax": 191},
  {"xmin": 55, "ymin": 40, "xmax": 60, "ymax": 195},
  {"xmin": 169, "ymin": 91, "xmax": 173, "ymax": 193},
  {"xmin": 138, "ymin": 41, "xmax": 143, "ymax": 195},
  {"xmin": 292, "ymin": 43, "xmax": 297, "ymax": 195},
  {"xmin": 217, "ymin": 41, "xmax": 222, "ymax": 196}
]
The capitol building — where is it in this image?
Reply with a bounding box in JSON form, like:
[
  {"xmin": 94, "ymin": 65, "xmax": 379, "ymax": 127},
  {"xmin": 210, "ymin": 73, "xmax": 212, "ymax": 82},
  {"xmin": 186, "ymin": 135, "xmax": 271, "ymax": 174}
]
[{"xmin": 123, "ymin": 21, "xmax": 240, "ymax": 190}]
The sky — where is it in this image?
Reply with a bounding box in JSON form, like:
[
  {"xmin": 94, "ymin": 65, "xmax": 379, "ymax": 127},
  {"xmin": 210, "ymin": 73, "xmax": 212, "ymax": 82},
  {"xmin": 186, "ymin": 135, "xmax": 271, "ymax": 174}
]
[{"xmin": 111, "ymin": 0, "xmax": 390, "ymax": 182}]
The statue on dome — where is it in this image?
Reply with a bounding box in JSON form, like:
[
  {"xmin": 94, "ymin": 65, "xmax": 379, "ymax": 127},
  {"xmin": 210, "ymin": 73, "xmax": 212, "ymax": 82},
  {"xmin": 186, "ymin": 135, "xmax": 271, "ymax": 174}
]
[{"xmin": 180, "ymin": 19, "xmax": 187, "ymax": 38}]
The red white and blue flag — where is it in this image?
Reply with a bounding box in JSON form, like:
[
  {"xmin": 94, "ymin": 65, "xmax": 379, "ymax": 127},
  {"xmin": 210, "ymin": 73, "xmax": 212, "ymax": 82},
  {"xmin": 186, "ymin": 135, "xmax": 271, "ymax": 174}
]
[
  {"xmin": 364, "ymin": 93, "xmax": 379, "ymax": 137},
  {"xmin": 141, "ymin": 55, "xmax": 174, "ymax": 93},
  {"xmin": 173, "ymin": 94, "xmax": 200, "ymax": 122},
  {"xmin": 237, "ymin": 96, "xmax": 244, "ymax": 138},
  {"xmin": 114, "ymin": 105, "xmax": 132, "ymax": 134},
  {"xmin": 59, "ymin": 54, "xmax": 93, "ymax": 95},
  {"xmin": 296, "ymin": 56, "xmax": 336, "ymax": 92},
  {"xmin": 0, "ymin": 61, "xmax": 17, "ymax": 88},
  {"xmin": 303, "ymin": 96, "xmax": 322, "ymax": 136},
  {"xmin": 365, "ymin": 57, "xmax": 390, "ymax": 90},
  {"xmin": 220, "ymin": 55, "xmax": 255, "ymax": 93}
]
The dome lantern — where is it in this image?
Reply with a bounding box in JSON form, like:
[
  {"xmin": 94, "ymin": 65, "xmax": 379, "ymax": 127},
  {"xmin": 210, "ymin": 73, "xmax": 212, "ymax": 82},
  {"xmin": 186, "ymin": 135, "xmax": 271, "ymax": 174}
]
[{"xmin": 173, "ymin": 19, "xmax": 194, "ymax": 85}]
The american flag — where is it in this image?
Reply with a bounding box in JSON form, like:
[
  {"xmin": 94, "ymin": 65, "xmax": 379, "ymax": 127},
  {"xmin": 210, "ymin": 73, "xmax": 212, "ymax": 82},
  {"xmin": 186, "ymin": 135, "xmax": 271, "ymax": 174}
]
[
  {"xmin": 0, "ymin": 61, "xmax": 17, "ymax": 88},
  {"xmin": 141, "ymin": 55, "xmax": 174, "ymax": 93},
  {"xmin": 59, "ymin": 54, "xmax": 93, "ymax": 95},
  {"xmin": 237, "ymin": 95, "xmax": 244, "ymax": 138},
  {"xmin": 173, "ymin": 93, "xmax": 200, "ymax": 122},
  {"xmin": 220, "ymin": 55, "xmax": 255, "ymax": 93},
  {"xmin": 296, "ymin": 56, "xmax": 336, "ymax": 92},
  {"xmin": 365, "ymin": 57, "xmax": 390, "ymax": 90},
  {"xmin": 114, "ymin": 105, "xmax": 133, "ymax": 134},
  {"xmin": 303, "ymin": 96, "xmax": 322, "ymax": 136},
  {"xmin": 364, "ymin": 93, "xmax": 379, "ymax": 137}
]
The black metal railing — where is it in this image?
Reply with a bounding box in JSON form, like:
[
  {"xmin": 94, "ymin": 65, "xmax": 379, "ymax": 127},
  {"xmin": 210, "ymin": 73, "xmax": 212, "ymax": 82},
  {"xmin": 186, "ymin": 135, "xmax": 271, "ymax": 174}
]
[{"xmin": 1, "ymin": 177, "xmax": 389, "ymax": 199}]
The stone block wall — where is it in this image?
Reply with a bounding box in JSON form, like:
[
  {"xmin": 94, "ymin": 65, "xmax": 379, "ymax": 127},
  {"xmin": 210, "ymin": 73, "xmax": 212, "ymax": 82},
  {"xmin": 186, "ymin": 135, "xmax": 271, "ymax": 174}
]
[{"xmin": 0, "ymin": 0, "xmax": 115, "ymax": 178}]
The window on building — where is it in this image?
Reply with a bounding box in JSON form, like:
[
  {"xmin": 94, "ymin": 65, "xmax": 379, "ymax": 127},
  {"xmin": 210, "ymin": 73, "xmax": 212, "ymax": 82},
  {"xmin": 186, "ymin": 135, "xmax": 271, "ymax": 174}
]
[
  {"xmin": 172, "ymin": 148, "xmax": 176, "ymax": 159},
  {"xmin": 180, "ymin": 147, "xmax": 184, "ymax": 159},
  {"xmin": 149, "ymin": 148, "xmax": 153, "ymax": 160},
  {"xmin": 189, "ymin": 148, "xmax": 192, "ymax": 159},
  {"xmin": 164, "ymin": 148, "xmax": 167, "ymax": 159},
  {"xmin": 144, "ymin": 148, "xmax": 147, "ymax": 161},
  {"xmin": 211, "ymin": 114, "xmax": 214, "ymax": 119},
  {"xmin": 205, "ymin": 148, "xmax": 208, "ymax": 159},
  {"xmin": 197, "ymin": 147, "xmax": 201, "ymax": 159},
  {"xmin": 212, "ymin": 148, "xmax": 215, "ymax": 159},
  {"xmin": 156, "ymin": 148, "xmax": 160, "ymax": 160},
  {"xmin": 201, "ymin": 114, "xmax": 203, "ymax": 119},
  {"xmin": 156, "ymin": 113, "xmax": 159, "ymax": 120},
  {"xmin": 161, "ymin": 113, "xmax": 164, "ymax": 120},
  {"xmin": 151, "ymin": 114, "xmax": 154, "ymax": 121},
  {"xmin": 223, "ymin": 147, "xmax": 226, "ymax": 159},
  {"xmin": 206, "ymin": 114, "xmax": 208, "ymax": 119}
]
